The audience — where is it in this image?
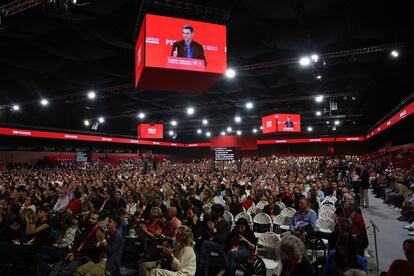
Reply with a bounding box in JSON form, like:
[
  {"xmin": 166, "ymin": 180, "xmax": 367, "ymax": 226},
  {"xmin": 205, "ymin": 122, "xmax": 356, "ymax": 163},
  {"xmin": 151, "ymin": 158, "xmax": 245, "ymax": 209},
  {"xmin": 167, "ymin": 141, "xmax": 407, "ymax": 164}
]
[
  {"xmin": 279, "ymin": 235, "xmax": 314, "ymax": 276},
  {"xmin": 386, "ymin": 238, "xmax": 414, "ymax": 276}
]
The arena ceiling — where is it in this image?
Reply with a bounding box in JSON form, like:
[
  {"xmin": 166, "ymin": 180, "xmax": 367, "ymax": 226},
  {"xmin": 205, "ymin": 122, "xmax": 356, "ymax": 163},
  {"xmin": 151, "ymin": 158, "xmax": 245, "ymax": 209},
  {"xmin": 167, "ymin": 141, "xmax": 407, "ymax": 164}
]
[{"xmin": 0, "ymin": 0, "xmax": 412, "ymax": 143}]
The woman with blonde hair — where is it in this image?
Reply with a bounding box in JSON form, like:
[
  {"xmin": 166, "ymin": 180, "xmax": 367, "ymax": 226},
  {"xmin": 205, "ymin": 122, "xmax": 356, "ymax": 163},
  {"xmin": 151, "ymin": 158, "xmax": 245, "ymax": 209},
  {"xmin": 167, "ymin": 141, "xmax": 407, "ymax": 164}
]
[{"xmin": 149, "ymin": 225, "xmax": 196, "ymax": 276}]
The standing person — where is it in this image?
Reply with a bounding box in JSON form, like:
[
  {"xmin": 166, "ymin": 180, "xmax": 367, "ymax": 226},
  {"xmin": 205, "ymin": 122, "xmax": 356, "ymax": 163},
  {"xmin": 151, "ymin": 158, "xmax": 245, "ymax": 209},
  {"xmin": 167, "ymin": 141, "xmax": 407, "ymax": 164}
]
[
  {"xmin": 351, "ymin": 168, "xmax": 361, "ymax": 203},
  {"xmin": 386, "ymin": 238, "xmax": 414, "ymax": 276},
  {"xmin": 360, "ymin": 167, "xmax": 370, "ymax": 208}
]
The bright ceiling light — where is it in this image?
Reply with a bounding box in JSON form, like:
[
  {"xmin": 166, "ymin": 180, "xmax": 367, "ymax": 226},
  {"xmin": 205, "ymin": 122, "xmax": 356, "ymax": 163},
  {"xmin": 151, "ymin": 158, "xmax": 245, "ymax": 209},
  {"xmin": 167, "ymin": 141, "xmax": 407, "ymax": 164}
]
[
  {"xmin": 307, "ymin": 126, "xmax": 313, "ymax": 132},
  {"xmin": 12, "ymin": 104, "xmax": 20, "ymax": 111},
  {"xmin": 316, "ymin": 111, "xmax": 322, "ymax": 116},
  {"xmin": 225, "ymin": 68, "xmax": 236, "ymax": 78},
  {"xmin": 236, "ymin": 130, "xmax": 242, "ymax": 136},
  {"xmin": 187, "ymin": 106, "xmax": 195, "ymax": 115},
  {"xmin": 87, "ymin": 91, "xmax": 96, "ymax": 100},
  {"xmin": 221, "ymin": 131, "xmax": 226, "ymax": 136},
  {"xmin": 299, "ymin": 56, "xmax": 311, "ymax": 66},
  {"xmin": 40, "ymin": 99, "xmax": 49, "ymax": 106},
  {"xmin": 245, "ymin": 102, "xmax": 253, "ymax": 109},
  {"xmin": 390, "ymin": 50, "xmax": 399, "ymax": 58},
  {"xmin": 138, "ymin": 112, "xmax": 145, "ymax": 119},
  {"xmin": 227, "ymin": 127, "xmax": 232, "ymax": 132},
  {"xmin": 316, "ymin": 75, "xmax": 322, "ymax": 80},
  {"xmin": 260, "ymin": 126, "xmax": 263, "ymax": 130},
  {"xmin": 168, "ymin": 130, "xmax": 174, "ymax": 136},
  {"xmin": 206, "ymin": 131, "xmax": 211, "ymax": 137},
  {"xmin": 84, "ymin": 120, "xmax": 90, "ymax": 126},
  {"xmin": 197, "ymin": 129, "xmax": 202, "ymax": 134},
  {"xmin": 315, "ymin": 95, "xmax": 324, "ymax": 103},
  {"xmin": 334, "ymin": 120, "xmax": 340, "ymax": 125},
  {"xmin": 252, "ymin": 128, "xmax": 257, "ymax": 133},
  {"xmin": 234, "ymin": 116, "xmax": 242, "ymax": 123},
  {"xmin": 202, "ymin": 119, "xmax": 208, "ymax": 125},
  {"xmin": 326, "ymin": 121, "xmax": 330, "ymax": 124},
  {"xmin": 171, "ymin": 120, "xmax": 177, "ymax": 126},
  {"xmin": 98, "ymin": 117, "xmax": 105, "ymax": 123},
  {"xmin": 311, "ymin": 54, "xmax": 319, "ymax": 63}
]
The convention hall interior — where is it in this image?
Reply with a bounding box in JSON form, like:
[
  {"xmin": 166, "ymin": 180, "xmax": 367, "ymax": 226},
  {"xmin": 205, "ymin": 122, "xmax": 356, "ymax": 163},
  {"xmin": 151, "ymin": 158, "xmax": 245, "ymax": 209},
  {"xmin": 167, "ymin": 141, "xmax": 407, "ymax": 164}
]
[{"xmin": 0, "ymin": 1, "xmax": 413, "ymax": 276}]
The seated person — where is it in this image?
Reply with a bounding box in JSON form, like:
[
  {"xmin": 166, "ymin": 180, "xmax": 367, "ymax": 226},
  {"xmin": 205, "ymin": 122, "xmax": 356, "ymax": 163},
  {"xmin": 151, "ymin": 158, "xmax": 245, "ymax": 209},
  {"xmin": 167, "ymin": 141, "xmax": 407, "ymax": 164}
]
[
  {"xmin": 229, "ymin": 195, "xmax": 244, "ymax": 217},
  {"xmin": 49, "ymin": 211, "xmax": 104, "ymax": 276},
  {"xmin": 75, "ymin": 215, "xmax": 124, "ymax": 276},
  {"xmin": 185, "ymin": 207, "xmax": 204, "ymax": 250},
  {"xmin": 341, "ymin": 203, "xmax": 368, "ymax": 252},
  {"xmin": 224, "ymin": 218, "xmax": 256, "ymax": 275},
  {"xmin": 149, "ymin": 225, "xmax": 197, "ymax": 276},
  {"xmin": 262, "ymin": 194, "xmax": 281, "ymax": 217},
  {"xmin": 324, "ymin": 235, "xmax": 368, "ymax": 275},
  {"xmin": 289, "ymin": 198, "xmax": 317, "ymax": 233},
  {"xmin": 140, "ymin": 207, "xmax": 165, "ymax": 241},
  {"xmin": 163, "ymin": 207, "xmax": 182, "ymax": 241},
  {"xmin": 277, "ymin": 186, "xmax": 292, "ymax": 207},
  {"xmin": 386, "ymin": 238, "xmax": 414, "ymax": 276},
  {"xmin": 279, "ymin": 235, "xmax": 314, "ymax": 276}
]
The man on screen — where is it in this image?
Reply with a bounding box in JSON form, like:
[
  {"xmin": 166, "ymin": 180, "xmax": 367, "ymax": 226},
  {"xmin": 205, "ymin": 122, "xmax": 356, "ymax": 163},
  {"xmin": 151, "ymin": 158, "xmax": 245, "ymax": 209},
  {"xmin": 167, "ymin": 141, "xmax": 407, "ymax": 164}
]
[
  {"xmin": 284, "ymin": 115, "xmax": 294, "ymax": 128},
  {"xmin": 171, "ymin": 25, "xmax": 207, "ymax": 67}
]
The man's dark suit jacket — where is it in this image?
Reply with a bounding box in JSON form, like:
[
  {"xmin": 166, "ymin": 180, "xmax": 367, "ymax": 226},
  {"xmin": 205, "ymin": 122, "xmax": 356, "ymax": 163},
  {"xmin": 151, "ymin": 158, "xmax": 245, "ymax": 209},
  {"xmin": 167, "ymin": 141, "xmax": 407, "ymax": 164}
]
[
  {"xmin": 171, "ymin": 40, "xmax": 207, "ymax": 67},
  {"xmin": 285, "ymin": 121, "xmax": 294, "ymax": 128}
]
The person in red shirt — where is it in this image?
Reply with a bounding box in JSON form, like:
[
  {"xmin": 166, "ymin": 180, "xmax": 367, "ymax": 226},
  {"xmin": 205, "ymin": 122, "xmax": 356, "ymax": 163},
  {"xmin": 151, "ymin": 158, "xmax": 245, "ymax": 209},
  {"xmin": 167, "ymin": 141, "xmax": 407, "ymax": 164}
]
[
  {"xmin": 342, "ymin": 203, "xmax": 368, "ymax": 251},
  {"xmin": 387, "ymin": 238, "xmax": 414, "ymax": 276},
  {"xmin": 67, "ymin": 190, "xmax": 82, "ymax": 216}
]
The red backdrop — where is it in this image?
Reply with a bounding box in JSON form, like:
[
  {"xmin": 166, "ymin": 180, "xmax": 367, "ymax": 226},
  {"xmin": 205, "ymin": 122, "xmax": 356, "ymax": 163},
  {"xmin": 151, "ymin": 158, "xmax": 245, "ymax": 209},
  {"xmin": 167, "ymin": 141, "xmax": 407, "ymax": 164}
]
[{"xmin": 210, "ymin": 135, "xmax": 257, "ymax": 150}]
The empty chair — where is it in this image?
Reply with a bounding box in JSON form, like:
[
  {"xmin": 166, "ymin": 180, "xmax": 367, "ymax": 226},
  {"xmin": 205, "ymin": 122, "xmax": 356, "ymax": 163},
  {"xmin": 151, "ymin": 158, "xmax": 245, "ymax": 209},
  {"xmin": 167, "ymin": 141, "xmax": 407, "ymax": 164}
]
[
  {"xmin": 256, "ymin": 232, "xmax": 281, "ymax": 276},
  {"xmin": 316, "ymin": 218, "xmax": 335, "ymax": 233},
  {"xmin": 235, "ymin": 256, "xmax": 267, "ymax": 276},
  {"xmin": 200, "ymin": 247, "xmax": 227, "ymax": 276},
  {"xmin": 320, "ymin": 204, "xmax": 336, "ymax": 214},
  {"xmin": 318, "ymin": 210, "xmax": 337, "ymax": 221},
  {"xmin": 256, "ymin": 201, "xmax": 269, "ymax": 211},
  {"xmin": 273, "ymin": 214, "xmax": 290, "ymax": 232},
  {"xmin": 253, "ymin": 213, "xmax": 272, "ymax": 233},
  {"xmin": 281, "ymin": 207, "xmax": 296, "ymax": 218}
]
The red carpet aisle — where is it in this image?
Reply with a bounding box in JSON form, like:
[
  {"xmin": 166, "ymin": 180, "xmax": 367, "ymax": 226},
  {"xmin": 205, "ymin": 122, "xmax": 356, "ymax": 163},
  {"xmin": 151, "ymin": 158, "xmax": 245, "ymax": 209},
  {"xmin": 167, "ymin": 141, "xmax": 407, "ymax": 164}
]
[{"xmin": 361, "ymin": 191, "xmax": 407, "ymax": 273}]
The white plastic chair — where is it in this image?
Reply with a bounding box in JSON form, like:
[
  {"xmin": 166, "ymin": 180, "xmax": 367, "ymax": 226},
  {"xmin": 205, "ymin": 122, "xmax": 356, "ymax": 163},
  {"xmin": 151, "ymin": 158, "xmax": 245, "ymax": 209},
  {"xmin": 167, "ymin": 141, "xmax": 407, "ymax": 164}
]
[
  {"xmin": 318, "ymin": 210, "xmax": 337, "ymax": 221},
  {"xmin": 256, "ymin": 232, "xmax": 281, "ymax": 276},
  {"xmin": 253, "ymin": 213, "xmax": 272, "ymax": 233},
  {"xmin": 256, "ymin": 201, "xmax": 269, "ymax": 211},
  {"xmin": 281, "ymin": 207, "xmax": 296, "ymax": 218},
  {"xmin": 276, "ymin": 201, "xmax": 286, "ymax": 210},
  {"xmin": 316, "ymin": 218, "xmax": 335, "ymax": 233},
  {"xmin": 213, "ymin": 196, "xmax": 226, "ymax": 206},
  {"xmin": 273, "ymin": 214, "xmax": 290, "ymax": 232},
  {"xmin": 320, "ymin": 204, "xmax": 336, "ymax": 214},
  {"xmin": 223, "ymin": 211, "xmax": 234, "ymax": 225},
  {"xmin": 247, "ymin": 206, "xmax": 260, "ymax": 215},
  {"xmin": 235, "ymin": 211, "xmax": 253, "ymax": 229},
  {"xmin": 322, "ymin": 196, "xmax": 337, "ymax": 205}
]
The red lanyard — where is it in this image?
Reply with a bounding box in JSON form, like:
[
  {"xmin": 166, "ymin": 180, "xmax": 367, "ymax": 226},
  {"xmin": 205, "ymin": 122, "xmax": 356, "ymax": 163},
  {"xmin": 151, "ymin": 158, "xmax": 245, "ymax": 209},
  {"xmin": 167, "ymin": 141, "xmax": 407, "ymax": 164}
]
[{"xmin": 284, "ymin": 262, "xmax": 296, "ymax": 276}]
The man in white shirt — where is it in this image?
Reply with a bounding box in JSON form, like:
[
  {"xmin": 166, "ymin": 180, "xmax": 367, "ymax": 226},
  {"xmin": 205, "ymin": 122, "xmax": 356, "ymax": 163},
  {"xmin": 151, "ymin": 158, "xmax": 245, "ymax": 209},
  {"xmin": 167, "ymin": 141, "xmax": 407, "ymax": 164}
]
[{"xmin": 53, "ymin": 187, "xmax": 71, "ymax": 212}]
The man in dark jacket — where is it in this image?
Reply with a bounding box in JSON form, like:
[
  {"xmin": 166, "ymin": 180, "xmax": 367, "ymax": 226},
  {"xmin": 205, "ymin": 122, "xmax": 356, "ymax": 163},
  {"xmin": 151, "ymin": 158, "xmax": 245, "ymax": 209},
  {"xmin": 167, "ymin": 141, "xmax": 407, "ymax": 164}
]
[
  {"xmin": 171, "ymin": 25, "xmax": 207, "ymax": 67},
  {"xmin": 360, "ymin": 167, "xmax": 370, "ymax": 208}
]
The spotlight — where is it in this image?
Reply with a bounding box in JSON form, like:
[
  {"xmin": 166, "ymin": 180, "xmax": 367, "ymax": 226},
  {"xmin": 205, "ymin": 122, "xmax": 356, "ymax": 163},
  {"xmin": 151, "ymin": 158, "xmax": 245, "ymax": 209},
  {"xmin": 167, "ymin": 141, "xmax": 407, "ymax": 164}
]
[
  {"xmin": 186, "ymin": 107, "xmax": 195, "ymax": 115},
  {"xmin": 316, "ymin": 75, "xmax": 322, "ymax": 80},
  {"xmin": 171, "ymin": 120, "xmax": 177, "ymax": 126},
  {"xmin": 221, "ymin": 131, "xmax": 226, "ymax": 136},
  {"xmin": 390, "ymin": 50, "xmax": 399, "ymax": 58},
  {"xmin": 260, "ymin": 126, "xmax": 263, "ymax": 130},
  {"xmin": 98, "ymin": 117, "xmax": 105, "ymax": 123},
  {"xmin": 351, "ymin": 96, "xmax": 356, "ymax": 101},
  {"xmin": 332, "ymin": 126, "xmax": 337, "ymax": 131},
  {"xmin": 252, "ymin": 128, "xmax": 257, "ymax": 133},
  {"xmin": 245, "ymin": 102, "xmax": 253, "ymax": 109},
  {"xmin": 197, "ymin": 129, "xmax": 202, "ymax": 134},
  {"xmin": 206, "ymin": 131, "xmax": 211, "ymax": 137},
  {"xmin": 138, "ymin": 112, "xmax": 145, "ymax": 119},
  {"xmin": 168, "ymin": 130, "xmax": 174, "ymax": 136},
  {"xmin": 227, "ymin": 127, "xmax": 232, "ymax": 132},
  {"xmin": 225, "ymin": 68, "xmax": 236, "ymax": 78},
  {"xmin": 12, "ymin": 104, "xmax": 20, "ymax": 111},
  {"xmin": 316, "ymin": 111, "xmax": 322, "ymax": 116},
  {"xmin": 334, "ymin": 120, "xmax": 340, "ymax": 125},
  {"xmin": 236, "ymin": 130, "xmax": 242, "ymax": 136},
  {"xmin": 87, "ymin": 91, "xmax": 96, "ymax": 100},
  {"xmin": 234, "ymin": 116, "xmax": 241, "ymax": 123},
  {"xmin": 84, "ymin": 120, "xmax": 90, "ymax": 126},
  {"xmin": 307, "ymin": 126, "xmax": 313, "ymax": 132},
  {"xmin": 202, "ymin": 119, "xmax": 208, "ymax": 125},
  {"xmin": 315, "ymin": 95, "xmax": 323, "ymax": 103},
  {"xmin": 310, "ymin": 54, "xmax": 319, "ymax": 63},
  {"xmin": 326, "ymin": 121, "xmax": 330, "ymax": 124},
  {"xmin": 40, "ymin": 99, "xmax": 49, "ymax": 106},
  {"xmin": 299, "ymin": 56, "xmax": 311, "ymax": 66}
]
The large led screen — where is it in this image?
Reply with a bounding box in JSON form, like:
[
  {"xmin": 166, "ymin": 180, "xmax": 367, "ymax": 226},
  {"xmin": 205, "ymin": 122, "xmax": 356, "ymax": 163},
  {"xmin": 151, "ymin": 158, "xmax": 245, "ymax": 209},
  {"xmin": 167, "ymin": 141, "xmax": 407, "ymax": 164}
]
[
  {"xmin": 144, "ymin": 14, "xmax": 227, "ymax": 74},
  {"xmin": 261, "ymin": 114, "xmax": 277, "ymax": 134},
  {"xmin": 138, "ymin": 124, "xmax": 164, "ymax": 139},
  {"xmin": 276, "ymin": 114, "xmax": 301, "ymax": 132}
]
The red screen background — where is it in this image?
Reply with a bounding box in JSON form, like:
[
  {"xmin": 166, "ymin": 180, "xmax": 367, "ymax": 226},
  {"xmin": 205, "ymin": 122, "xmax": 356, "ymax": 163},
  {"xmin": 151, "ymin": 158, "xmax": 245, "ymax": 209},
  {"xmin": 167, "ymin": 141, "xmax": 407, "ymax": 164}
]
[
  {"xmin": 276, "ymin": 114, "xmax": 301, "ymax": 132},
  {"xmin": 261, "ymin": 114, "xmax": 277, "ymax": 134},
  {"xmin": 144, "ymin": 14, "xmax": 227, "ymax": 74},
  {"xmin": 135, "ymin": 17, "xmax": 146, "ymax": 87},
  {"xmin": 138, "ymin": 124, "xmax": 164, "ymax": 139}
]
